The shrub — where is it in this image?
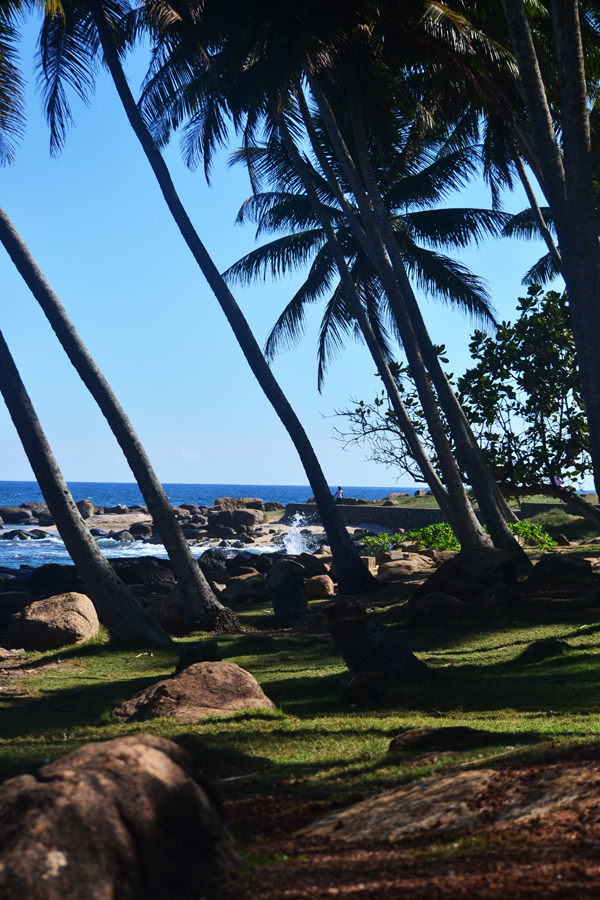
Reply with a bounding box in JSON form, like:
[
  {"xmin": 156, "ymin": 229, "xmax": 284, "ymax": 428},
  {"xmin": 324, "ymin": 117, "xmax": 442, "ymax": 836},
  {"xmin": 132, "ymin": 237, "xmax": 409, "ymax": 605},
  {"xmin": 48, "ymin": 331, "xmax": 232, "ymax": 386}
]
[{"xmin": 406, "ymin": 523, "xmax": 461, "ymax": 551}]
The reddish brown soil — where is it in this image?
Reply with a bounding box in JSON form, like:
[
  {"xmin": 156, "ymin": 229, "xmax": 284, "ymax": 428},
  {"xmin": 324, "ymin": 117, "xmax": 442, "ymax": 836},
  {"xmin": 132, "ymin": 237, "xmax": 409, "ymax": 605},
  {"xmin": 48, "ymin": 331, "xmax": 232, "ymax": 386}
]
[{"xmin": 220, "ymin": 752, "xmax": 600, "ymax": 899}]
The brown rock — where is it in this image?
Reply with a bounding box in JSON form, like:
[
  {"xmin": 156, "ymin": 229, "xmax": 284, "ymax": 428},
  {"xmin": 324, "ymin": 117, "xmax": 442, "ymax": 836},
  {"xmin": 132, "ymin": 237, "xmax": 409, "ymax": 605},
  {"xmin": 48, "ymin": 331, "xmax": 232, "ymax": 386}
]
[
  {"xmin": 304, "ymin": 574, "xmax": 335, "ymax": 599},
  {"xmin": 524, "ymin": 552, "xmax": 593, "ymax": 591},
  {"xmin": 404, "ymin": 592, "xmax": 470, "ymax": 627},
  {"xmin": 297, "ymin": 552, "xmax": 330, "ymax": 577},
  {"xmin": 411, "ymin": 548, "xmax": 520, "ymax": 602},
  {"xmin": 0, "ymin": 735, "xmax": 239, "ymax": 899},
  {"xmin": 267, "ymin": 561, "xmax": 310, "ymax": 620},
  {"xmin": 0, "ymin": 507, "xmax": 34, "ymax": 524},
  {"xmin": 75, "ymin": 499, "xmax": 94, "ymax": 519},
  {"xmin": 233, "ymin": 508, "xmax": 265, "ymax": 528},
  {"xmin": 377, "ymin": 556, "xmax": 434, "ymax": 582},
  {"xmin": 264, "ymin": 501, "xmax": 284, "ymax": 511},
  {"xmin": 146, "ymin": 596, "xmax": 182, "ymax": 634},
  {"xmin": 361, "ymin": 556, "xmax": 377, "ymax": 574},
  {"xmin": 129, "ymin": 523, "xmax": 153, "ymax": 538},
  {"xmin": 214, "ymin": 497, "xmax": 264, "ymax": 511},
  {"xmin": 3, "ymin": 593, "xmax": 99, "ymax": 651},
  {"xmin": 113, "ymin": 661, "xmax": 275, "ymax": 723}
]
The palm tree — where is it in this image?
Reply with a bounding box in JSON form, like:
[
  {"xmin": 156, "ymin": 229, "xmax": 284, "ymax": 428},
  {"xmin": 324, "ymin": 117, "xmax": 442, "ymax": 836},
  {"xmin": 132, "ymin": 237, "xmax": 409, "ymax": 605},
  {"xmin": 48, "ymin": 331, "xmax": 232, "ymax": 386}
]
[
  {"xmin": 225, "ymin": 123, "xmax": 515, "ymax": 547},
  {"xmin": 0, "ymin": 327, "xmax": 172, "ymax": 646},
  {"xmin": 33, "ymin": 0, "xmax": 375, "ymax": 593},
  {"xmin": 136, "ymin": 0, "xmax": 528, "ymax": 555},
  {"xmin": 0, "ymin": 204, "xmax": 239, "ymax": 632}
]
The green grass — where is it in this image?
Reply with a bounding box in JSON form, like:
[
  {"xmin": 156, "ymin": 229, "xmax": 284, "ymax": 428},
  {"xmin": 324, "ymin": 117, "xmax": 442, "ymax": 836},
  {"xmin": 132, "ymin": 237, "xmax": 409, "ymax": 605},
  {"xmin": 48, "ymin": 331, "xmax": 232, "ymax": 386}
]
[{"xmin": 3, "ymin": 592, "xmax": 600, "ymax": 803}]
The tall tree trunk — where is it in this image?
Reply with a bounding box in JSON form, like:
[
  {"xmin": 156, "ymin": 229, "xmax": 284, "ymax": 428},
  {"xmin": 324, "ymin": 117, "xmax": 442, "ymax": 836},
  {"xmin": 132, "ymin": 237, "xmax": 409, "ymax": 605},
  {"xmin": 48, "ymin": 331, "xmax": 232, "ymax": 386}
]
[
  {"xmin": 307, "ymin": 71, "xmax": 523, "ymax": 553},
  {"xmin": 344, "ymin": 72, "xmax": 522, "ymax": 546},
  {"xmin": 89, "ymin": 0, "xmax": 374, "ymax": 593},
  {"xmin": 0, "ymin": 329, "xmax": 171, "ymax": 647},
  {"xmin": 277, "ymin": 107, "xmax": 488, "ymax": 547},
  {"xmin": 501, "ymin": 0, "xmax": 600, "ymax": 498},
  {"xmin": 512, "ymin": 152, "xmax": 562, "ymax": 271},
  {"xmin": 0, "ymin": 204, "xmax": 239, "ymax": 634}
]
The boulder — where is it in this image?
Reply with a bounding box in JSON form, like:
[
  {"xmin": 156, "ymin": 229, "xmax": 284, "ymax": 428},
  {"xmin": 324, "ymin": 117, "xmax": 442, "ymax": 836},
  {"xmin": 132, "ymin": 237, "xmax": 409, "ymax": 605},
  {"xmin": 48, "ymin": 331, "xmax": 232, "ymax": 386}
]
[
  {"xmin": 0, "ymin": 591, "xmax": 38, "ymax": 631},
  {"xmin": 30, "ymin": 564, "xmax": 81, "ymax": 587},
  {"xmin": 3, "ymin": 593, "xmax": 99, "ymax": 651},
  {"xmin": 518, "ymin": 637, "xmax": 570, "ymax": 663},
  {"xmin": 296, "ymin": 552, "xmax": 330, "ymax": 577},
  {"xmin": 209, "ymin": 524, "xmax": 237, "ymax": 539},
  {"xmin": 339, "ymin": 672, "xmax": 384, "ymax": 705},
  {"xmin": 469, "ymin": 582, "xmax": 522, "ymax": 614},
  {"xmin": 267, "ymin": 561, "xmax": 310, "ymax": 620},
  {"xmin": 110, "ymin": 558, "xmax": 175, "ymax": 587},
  {"xmin": 292, "ymin": 612, "xmax": 329, "ymax": 633},
  {"xmin": 129, "ymin": 523, "xmax": 153, "ymax": 538},
  {"xmin": 377, "ymin": 555, "xmax": 434, "ymax": 582},
  {"xmin": 0, "ymin": 735, "xmax": 239, "ymax": 900},
  {"xmin": 29, "ymin": 529, "xmax": 51, "ymax": 540},
  {"xmin": 113, "ymin": 661, "xmax": 275, "ymax": 723},
  {"xmin": 146, "ymin": 596, "xmax": 182, "ymax": 634},
  {"xmin": 19, "ymin": 501, "xmax": 50, "ymax": 519},
  {"xmin": 175, "ymin": 641, "xmax": 222, "ymax": 674},
  {"xmin": 325, "ymin": 599, "xmax": 430, "ymax": 681},
  {"xmin": 304, "ymin": 574, "xmax": 335, "ymax": 599},
  {"xmin": 233, "ymin": 508, "xmax": 264, "ymax": 528},
  {"xmin": 411, "ymin": 548, "xmax": 519, "ymax": 603},
  {"xmin": 264, "ymin": 501, "xmax": 284, "ymax": 511},
  {"xmin": 111, "ymin": 531, "xmax": 135, "ymax": 542},
  {"xmin": 414, "ymin": 489, "xmax": 427, "ymax": 497},
  {"xmin": 404, "ymin": 593, "xmax": 470, "ymax": 627},
  {"xmin": 1, "ymin": 530, "xmax": 29, "ymax": 541},
  {"xmin": 524, "ymin": 553, "xmax": 593, "ymax": 591},
  {"xmin": 90, "ymin": 527, "xmax": 108, "ymax": 536},
  {"xmin": 104, "ymin": 505, "xmax": 128, "ymax": 514},
  {"xmin": 0, "ymin": 507, "xmax": 34, "ymax": 524},
  {"xmin": 214, "ymin": 497, "xmax": 264, "ymax": 511},
  {"xmin": 75, "ymin": 499, "xmax": 95, "ymax": 519},
  {"xmin": 179, "ymin": 503, "xmax": 199, "ymax": 513},
  {"xmin": 198, "ymin": 549, "xmax": 228, "ymax": 573}
]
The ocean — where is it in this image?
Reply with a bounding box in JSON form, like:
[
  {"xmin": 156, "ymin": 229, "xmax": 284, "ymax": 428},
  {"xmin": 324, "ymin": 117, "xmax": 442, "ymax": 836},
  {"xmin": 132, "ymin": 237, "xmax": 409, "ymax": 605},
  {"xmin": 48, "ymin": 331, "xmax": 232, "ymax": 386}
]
[{"xmin": 0, "ymin": 480, "xmax": 417, "ymax": 570}]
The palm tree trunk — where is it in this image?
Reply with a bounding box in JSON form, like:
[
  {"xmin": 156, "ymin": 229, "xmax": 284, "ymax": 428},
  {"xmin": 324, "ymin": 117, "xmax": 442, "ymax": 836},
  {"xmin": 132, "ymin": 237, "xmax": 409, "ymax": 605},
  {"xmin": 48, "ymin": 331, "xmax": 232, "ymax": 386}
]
[
  {"xmin": 307, "ymin": 72, "xmax": 521, "ymax": 551},
  {"xmin": 501, "ymin": 0, "xmax": 600, "ymax": 499},
  {"xmin": 277, "ymin": 107, "xmax": 484, "ymax": 545},
  {"xmin": 89, "ymin": 0, "xmax": 374, "ymax": 594},
  {"xmin": 0, "ymin": 204, "xmax": 238, "ymax": 633},
  {"xmin": 0, "ymin": 328, "xmax": 171, "ymax": 647},
  {"xmin": 512, "ymin": 152, "xmax": 562, "ymax": 271},
  {"xmin": 340, "ymin": 73, "xmax": 523, "ymax": 553}
]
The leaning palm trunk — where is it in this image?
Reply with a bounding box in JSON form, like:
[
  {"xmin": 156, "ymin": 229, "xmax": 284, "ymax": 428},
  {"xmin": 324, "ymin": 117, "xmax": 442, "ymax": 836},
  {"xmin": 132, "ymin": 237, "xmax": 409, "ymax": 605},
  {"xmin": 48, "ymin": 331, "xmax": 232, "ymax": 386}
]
[
  {"xmin": 88, "ymin": 0, "xmax": 374, "ymax": 593},
  {"xmin": 0, "ymin": 329, "xmax": 171, "ymax": 647},
  {"xmin": 276, "ymin": 110, "xmax": 491, "ymax": 549},
  {"xmin": 307, "ymin": 71, "xmax": 523, "ymax": 554},
  {"xmin": 0, "ymin": 204, "xmax": 238, "ymax": 634}
]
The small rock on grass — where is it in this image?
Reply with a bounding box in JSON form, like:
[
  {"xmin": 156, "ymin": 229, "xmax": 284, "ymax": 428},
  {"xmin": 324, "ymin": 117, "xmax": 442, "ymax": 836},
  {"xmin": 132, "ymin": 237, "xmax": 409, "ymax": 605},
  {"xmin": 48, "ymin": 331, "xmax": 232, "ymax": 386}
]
[
  {"xmin": 388, "ymin": 726, "xmax": 500, "ymax": 754},
  {"xmin": 113, "ymin": 660, "xmax": 275, "ymax": 723},
  {"xmin": 517, "ymin": 637, "xmax": 570, "ymax": 663}
]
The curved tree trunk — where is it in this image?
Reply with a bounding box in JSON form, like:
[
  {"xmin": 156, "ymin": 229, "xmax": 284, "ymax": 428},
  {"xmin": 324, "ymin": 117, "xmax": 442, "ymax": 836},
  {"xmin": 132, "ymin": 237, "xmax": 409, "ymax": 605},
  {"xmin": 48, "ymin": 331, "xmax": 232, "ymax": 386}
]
[
  {"xmin": 306, "ymin": 70, "xmax": 523, "ymax": 556},
  {"xmin": 0, "ymin": 204, "xmax": 239, "ymax": 634},
  {"xmin": 277, "ymin": 108, "xmax": 488, "ymax": 547},
  {"xmin": 0, "ymin": 329, "xmax": 171, "ymax": 647},
  {"xmin": 89, "ymin": 0, "xmax": 375, "ymax": 594}
]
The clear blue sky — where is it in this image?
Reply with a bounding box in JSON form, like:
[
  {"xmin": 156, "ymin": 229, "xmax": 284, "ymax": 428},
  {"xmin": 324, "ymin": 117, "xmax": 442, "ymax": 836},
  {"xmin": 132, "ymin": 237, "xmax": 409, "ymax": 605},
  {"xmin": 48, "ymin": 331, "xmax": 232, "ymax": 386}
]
[{"xmin": 0, "ymin": 16, "xmax": 557, "ymax": 488}]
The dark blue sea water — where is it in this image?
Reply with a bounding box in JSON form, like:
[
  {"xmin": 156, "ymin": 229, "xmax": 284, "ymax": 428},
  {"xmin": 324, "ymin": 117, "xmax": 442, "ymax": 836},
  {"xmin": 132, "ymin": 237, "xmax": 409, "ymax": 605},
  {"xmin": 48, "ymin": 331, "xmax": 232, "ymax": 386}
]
[
  {"xmin": 0, "ymin": 481, "xmax": 417, "ymax": 509},
  {"xmin": 0, "ymin": 481, "xmax": 416, "ymax": 570}
]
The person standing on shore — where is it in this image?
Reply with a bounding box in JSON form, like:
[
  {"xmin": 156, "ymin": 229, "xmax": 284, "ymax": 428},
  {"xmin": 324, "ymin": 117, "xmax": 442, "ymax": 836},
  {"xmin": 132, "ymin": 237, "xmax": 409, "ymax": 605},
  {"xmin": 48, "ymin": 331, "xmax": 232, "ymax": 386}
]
[{"xmin": 334, "ymin": 487, "xmax": 344, "ymax": 504}]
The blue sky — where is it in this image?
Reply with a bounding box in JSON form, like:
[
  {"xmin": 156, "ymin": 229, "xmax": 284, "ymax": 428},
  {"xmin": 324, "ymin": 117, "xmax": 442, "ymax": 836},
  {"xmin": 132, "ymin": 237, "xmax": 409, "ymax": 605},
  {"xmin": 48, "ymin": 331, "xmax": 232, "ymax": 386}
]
[{"xmin": 0, "ymin": 16, "xmax": 557, "ymax": 488}]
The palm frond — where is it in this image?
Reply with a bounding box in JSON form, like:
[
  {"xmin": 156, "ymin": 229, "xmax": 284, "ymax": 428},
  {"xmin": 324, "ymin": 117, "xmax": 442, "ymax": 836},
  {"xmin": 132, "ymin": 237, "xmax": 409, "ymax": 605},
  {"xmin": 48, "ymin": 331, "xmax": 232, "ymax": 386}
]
[
  {"xmin": 521, "ymin": 251, "xmax": 559, "ymax": 286},
  {"xmin": 263, "ymin": 242, "xmax": 338, "ymax": 361},
  {"xmin": 401, "ymin": 207, "xmax": 512, "ymax": 250},
  {"xmin": 223, "ymin": 229, "xmax": 325, "ymax": 284},
  {"xmin": 502, "ymin": 206, "xmax": 556, "ymax": 239},
  {"xmin": 0, "ymin": 0, "xmax": 26, "ymax": 164}
]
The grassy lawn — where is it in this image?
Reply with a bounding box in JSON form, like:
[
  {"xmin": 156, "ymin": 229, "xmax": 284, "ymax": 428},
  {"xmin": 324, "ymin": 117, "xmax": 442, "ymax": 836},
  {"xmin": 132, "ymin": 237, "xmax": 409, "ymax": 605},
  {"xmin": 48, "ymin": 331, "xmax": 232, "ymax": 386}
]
[{"xmin": 3, "ymin": 582, "xmax": 600, "ymax": 806}]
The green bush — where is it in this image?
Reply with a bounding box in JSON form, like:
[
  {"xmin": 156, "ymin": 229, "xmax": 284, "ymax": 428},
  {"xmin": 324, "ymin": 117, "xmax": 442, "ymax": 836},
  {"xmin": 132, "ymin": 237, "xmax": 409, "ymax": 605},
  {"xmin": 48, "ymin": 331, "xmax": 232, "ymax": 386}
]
[
  {"xmin": 359, "ymin": 532, "xmax": 405, "ymax": 556},
  {"xmin": 507, "ymin": 520, "xmax": 558, "ymax": 551},
  {"xmin": 406, "ymin": 522, "xmax": 461, "ymax": 551}
]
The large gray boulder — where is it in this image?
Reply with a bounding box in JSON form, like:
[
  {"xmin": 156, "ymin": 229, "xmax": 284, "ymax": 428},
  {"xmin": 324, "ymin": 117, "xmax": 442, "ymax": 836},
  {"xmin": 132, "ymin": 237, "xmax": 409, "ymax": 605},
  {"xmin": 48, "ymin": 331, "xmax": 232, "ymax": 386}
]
[
  {"xmin": 233, "ymin": 508, "xmax": 264, "ymax": 528},
  {"xmin": 0, "ymin": 735, "xmax": 239, "ymax": 900},
  {"xmin": 411, "ymin": 548, "xmax": 519, "ymax": 603},
  {"xmin": 113, "ymin": 661, "xmax": 275, "ymax": 723},
  {"xmin": 3, "ymin": 593, "xmax": 99, "ymax": 651}
]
